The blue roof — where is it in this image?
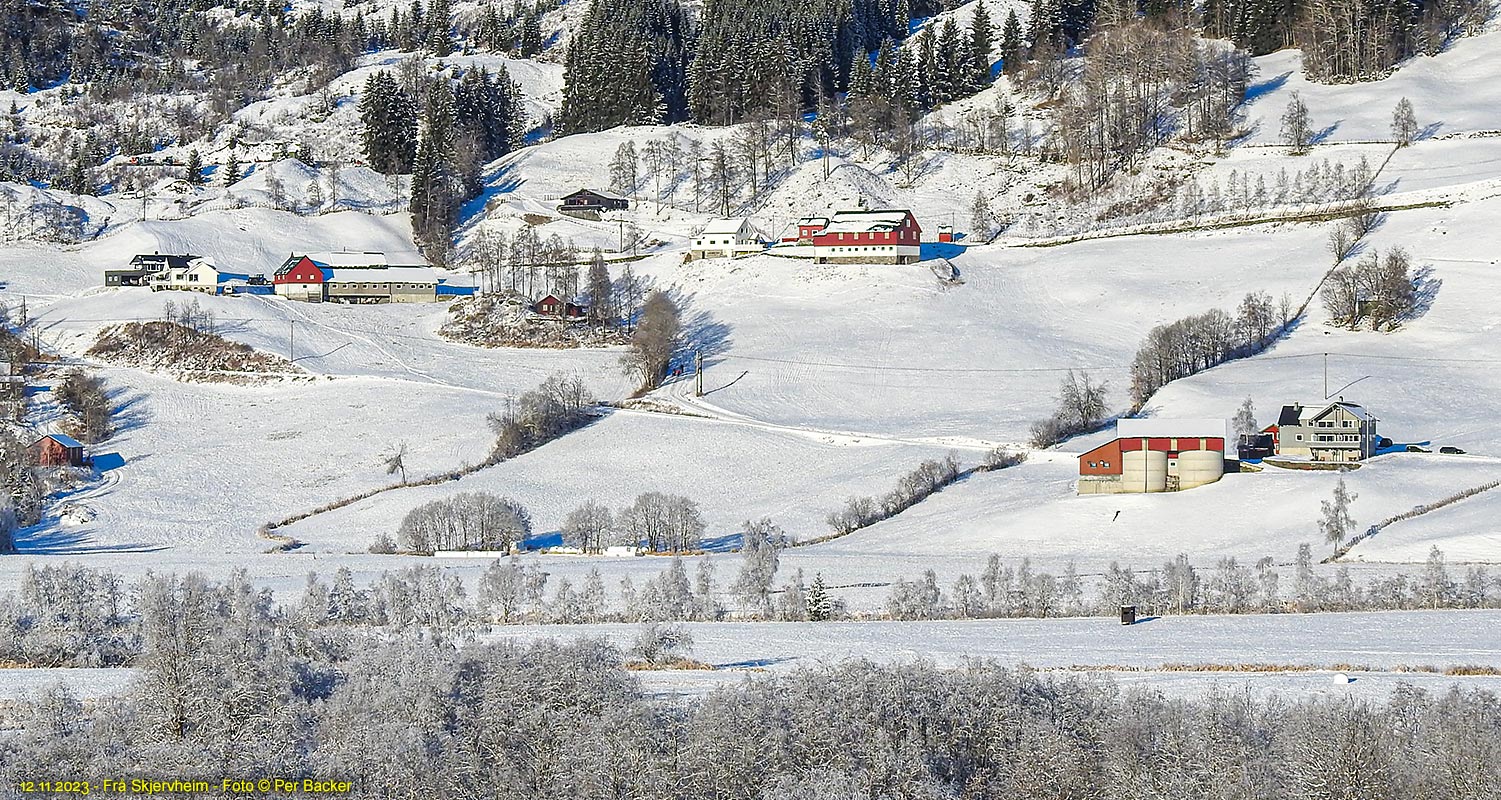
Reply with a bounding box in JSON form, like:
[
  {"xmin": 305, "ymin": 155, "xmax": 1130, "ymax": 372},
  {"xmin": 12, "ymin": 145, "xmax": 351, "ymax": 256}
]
[{"xmin": 43, "ymin": 433, "xmax": 84, "ymax": 449}]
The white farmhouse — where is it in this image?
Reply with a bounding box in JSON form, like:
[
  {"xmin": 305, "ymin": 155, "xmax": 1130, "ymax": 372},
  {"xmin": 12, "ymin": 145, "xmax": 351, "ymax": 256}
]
[
  {"xmin": 148, "ymin": 257, "xmax": 231, "ymax": 294},
  {"xmin": 689, "ymin": 218, "xmax": 765, "ymax": 260}
]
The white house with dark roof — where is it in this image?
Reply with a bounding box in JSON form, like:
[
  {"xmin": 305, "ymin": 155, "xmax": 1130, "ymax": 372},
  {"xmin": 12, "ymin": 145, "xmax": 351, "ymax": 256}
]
[{"xmin": 148, "ymin": 257, "xmax": 248, "ymax": 295}]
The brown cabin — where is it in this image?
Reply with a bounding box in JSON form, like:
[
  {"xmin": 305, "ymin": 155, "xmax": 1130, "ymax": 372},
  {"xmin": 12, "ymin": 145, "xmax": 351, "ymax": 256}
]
[
  {"xmin": 559, "ymin": 189, "xmax": 630, "ymax": 214},
  {"xmin": 533, "ymin": 295, "xmax": 587, "ymax": 319},
  {"xmin": 32, "ymin": 433, "xmax": 85, "ymax": 467}
]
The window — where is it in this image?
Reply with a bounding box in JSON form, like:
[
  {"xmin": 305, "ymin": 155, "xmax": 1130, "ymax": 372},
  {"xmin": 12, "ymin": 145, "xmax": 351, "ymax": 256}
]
[
  {"xmin": 1088, "ymin": 461, "xmax": 1097, "ymax": 468},
  {"xmin": 1295, "ymin": 434, "xmax": 1304, "ymax": 441},
  {"xmin": 1101, "ymin": 461, "xmax": 1111, "ymax": 468}
]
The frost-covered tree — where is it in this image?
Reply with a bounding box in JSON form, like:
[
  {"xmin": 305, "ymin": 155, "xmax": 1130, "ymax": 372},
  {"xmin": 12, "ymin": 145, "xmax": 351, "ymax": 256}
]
[
  {"xmin": 618, "ymin": 492, "xmax": 704, "ymax": 553},
  {"xmin": 184, "ymin": 148, "xmax": 204, "ymax": 184},
  {"xmin": 359, "ymin": 71, "xmax": 419, "ymax": 175},
  {"xmin": 731, "ymin": 518, "xmax": 784, "ymax": 617},
  {"xmin": 608, "ymin": 141, "xmax": 639, "ymax": 198},
  {"xmin": 1233, "ymin": 397, "xmax": 1258, "ymax": 437},
  {"xmin": 1280, "ymin": 93, "xmax": 1312, "ymax": 155},
  {"xmin": 398, "ymin": 492, "xmax": 532, "ymax": 553},
  {"xmin": 1391, "ymin": 97, "xmax": 1418, "ymax": 147},
  {"xmin": 562, "ymin": 501, "xmax": 613, "ymax": 553},
  {"xmin": 1318, "ymin": 477, "xmax": 1358, "ymax": 552},
  {"xmin": 585, "ymin": 250, "xmax": 613, "ymax": 326}
]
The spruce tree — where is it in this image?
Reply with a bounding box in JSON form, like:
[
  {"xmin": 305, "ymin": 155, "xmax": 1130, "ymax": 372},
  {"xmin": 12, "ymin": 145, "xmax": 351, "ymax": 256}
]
[
  {"xmin": 970, "ymin": 0, "xmax": 995, "ymax": 87},
  {"xmin": 359, "ymin": 71, "xmax": 419, "ymax": 175},
  {"xmin": 60, "ymin": 151, "xmax": 88, "ymax": 195},
  {"xmin": 426, "ymin": 0, "xmax": 453, "ymax": 55},
  {"xmin": 518, "ymin": 13, "xmax": 542, "ymax": 57},
  {"xmin": 410, "ymin": 81, "xmax": 459, "ymax": 265},
  {"xmin": 806, "ymin": 573, "xmax": 833, "ymax": 621},
  {"xmin": 224, "ymin": 154, "xmax": 242, "ymax": 185},
  {"xmin": 185, "ymin": 149, "xmax": 204, "ymax": 184},
  {"xmin": 1000, "ymin": 10, "xmax": 1023, "ymax": 72}
]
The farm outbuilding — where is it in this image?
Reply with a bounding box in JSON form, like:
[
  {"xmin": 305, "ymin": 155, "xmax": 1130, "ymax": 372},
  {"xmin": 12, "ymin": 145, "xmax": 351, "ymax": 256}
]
[
  {"xmin": 273, "ymin": 252, "xmax": 440, "ymax": 304},
  {"xmin": 1078, "ymin": 419, "xmax": 1231, "ymax": 495},
  {"xmin": 31, "ymin": 433, "xmax": 86, "ymax": 468}
]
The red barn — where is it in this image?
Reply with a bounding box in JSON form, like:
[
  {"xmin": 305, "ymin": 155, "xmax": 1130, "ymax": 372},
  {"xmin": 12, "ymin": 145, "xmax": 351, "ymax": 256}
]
[
  {"xmin": 32, "ymin": 433, "xmax": 85, "ymax": 467},
  {"xmin": 811, "ymin": 209, "xmax": 922, "ymax": 264},
  {"xmin": 1078, "ymin": 419, "xmax": 1230, "ymax": 494},
  {"xmin": 273, "ymin": 255, "xmax": 328, "ymax": 301}
]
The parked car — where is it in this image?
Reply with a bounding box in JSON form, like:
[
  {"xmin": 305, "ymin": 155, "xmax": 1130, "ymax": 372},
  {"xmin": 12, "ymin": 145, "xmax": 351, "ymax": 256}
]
[
  {"xmin": 1439, "ymin": 446, "xmax": 1467, "ymax": 455},
  {"xmin": 1378, "ymin": 437, "xmax": 1393, "ymax": 449},
  {"xmin": 1406, "ymin": 444, "xmax": 1431, "ymax": 453}
]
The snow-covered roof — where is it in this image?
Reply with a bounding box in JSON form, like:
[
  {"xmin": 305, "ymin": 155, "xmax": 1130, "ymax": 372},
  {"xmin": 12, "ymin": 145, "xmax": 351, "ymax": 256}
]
[
  {"xmin": 1312, "ymin": 401, "xmax": 1375, "ymax": 422},
  {"xmin": 1280, "ymin": 401, "xmax": 1376, "ymax": 424},
  {"xmin": 1115, "ymin": 419, "xmax": 1232, "ymax": 441},
  {"xmin": 324, "ymin": 266, "xmax": 438, "ymax": 284},
  {"xmin": 820, "ymin": 209, "xmax": 914, "ymax": 235},
  {"xmin": 701, "ymin": 218, "xmax": 750, "ymax": 235},
  {"xmin": 304, "ymin": 252, "xmax": 391, "ymax": 268},
  {"xmin": 564, "ymin": 188, "xmax": 629, "ymax": 202},
  {"xmin": 39, "ymin": 432, "xmax": 84, "ymax": 449}
]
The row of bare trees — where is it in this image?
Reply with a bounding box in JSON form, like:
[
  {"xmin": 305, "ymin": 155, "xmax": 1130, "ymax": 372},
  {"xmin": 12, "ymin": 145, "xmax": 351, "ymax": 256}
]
[{"xmin": 1128, "ymin": 291, "xmax": 1296, "ymax": 408}]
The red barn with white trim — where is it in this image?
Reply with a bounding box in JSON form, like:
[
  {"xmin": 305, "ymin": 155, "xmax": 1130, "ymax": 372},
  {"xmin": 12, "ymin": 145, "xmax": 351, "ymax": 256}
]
[{"xmin": 810, "ymin": 209, "xmax": 922, "ymax": 265}]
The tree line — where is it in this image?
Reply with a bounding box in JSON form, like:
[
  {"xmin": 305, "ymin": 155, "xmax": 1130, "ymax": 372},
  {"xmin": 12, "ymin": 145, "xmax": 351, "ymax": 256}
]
[
  {"xmin": 884, "ymin": 543, "xmax": 1501, "ymax": 621},
  {"xmin": 3, "ymin": 568, "xmax": 1500, "ymax": 797}
]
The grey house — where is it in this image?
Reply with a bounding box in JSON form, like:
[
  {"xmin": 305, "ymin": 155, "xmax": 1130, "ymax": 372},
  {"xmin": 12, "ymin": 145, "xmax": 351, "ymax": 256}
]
[{"xmin": 1271, "ymin": 401, "xmax": 1380, "ymax": 463}]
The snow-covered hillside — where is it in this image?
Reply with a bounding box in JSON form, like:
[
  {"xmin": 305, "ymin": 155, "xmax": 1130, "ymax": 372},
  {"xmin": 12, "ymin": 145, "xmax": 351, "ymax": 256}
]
[{"xmin": 3, "ymin": 8, "xmax": 1501, "ymax": 623}]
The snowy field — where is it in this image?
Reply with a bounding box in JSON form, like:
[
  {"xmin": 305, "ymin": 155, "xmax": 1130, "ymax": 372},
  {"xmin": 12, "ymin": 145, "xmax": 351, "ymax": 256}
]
[
  {"xmin": 1, "ymin": 609, "xmax": 1496, "ymax": 715},
  {"xmin": 490, "ymin": 609, "xmax": 1501, "ymax": 700}
]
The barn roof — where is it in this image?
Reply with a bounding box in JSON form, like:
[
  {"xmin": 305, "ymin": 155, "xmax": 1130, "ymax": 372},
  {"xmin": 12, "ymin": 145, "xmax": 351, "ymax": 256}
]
[
  {"xmin": 38, "ymin": 433, "xmax": 84, "ymax": 449},
  {"xmin": 820, "ymin": 209, "xmax": 916, "ymax": 235},
  {"xmin": 1114, "ymin": 419, "xmax": 1232, "ymax": 441},
  {"xmin": 303, "ymin": 252, "xmax": 390, "ymax": 268},
  {"xmin": 324, "ymin": 266, "xmax": 439, "ymax": 284}
]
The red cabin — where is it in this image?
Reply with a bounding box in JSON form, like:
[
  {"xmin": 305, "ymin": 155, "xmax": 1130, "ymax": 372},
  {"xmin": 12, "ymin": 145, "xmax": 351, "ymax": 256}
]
[
  {"xmin": 32, "ymin": 434, "xmax": 85, "ymax": 467},
  {"xmin": 533, "ymin": 295, "xmax": 586, "ymax": 319}
]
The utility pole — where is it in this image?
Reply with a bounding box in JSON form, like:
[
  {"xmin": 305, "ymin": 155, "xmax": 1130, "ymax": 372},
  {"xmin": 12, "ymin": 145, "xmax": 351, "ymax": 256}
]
[
  {"xmin": 694, "ymin": 351, "xmax": 703, "ymax": 397},
  {"xmin": 1323, "ymin": 352, "xmax": 1329, "ymax": 399},
  {"xmin": 289, "ymin": 321, "xmax": 295, "ymax": 363}
]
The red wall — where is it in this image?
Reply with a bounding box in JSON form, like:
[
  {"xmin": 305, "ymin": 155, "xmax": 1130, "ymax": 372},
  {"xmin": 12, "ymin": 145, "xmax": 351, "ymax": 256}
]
[
  {"xmin": 275, "ymin": 258, "xmax": 325, "ymax": 285},
  {"xmin": 1078, "ymin": 436, "xmax": 1225, "ymax": 476}
]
